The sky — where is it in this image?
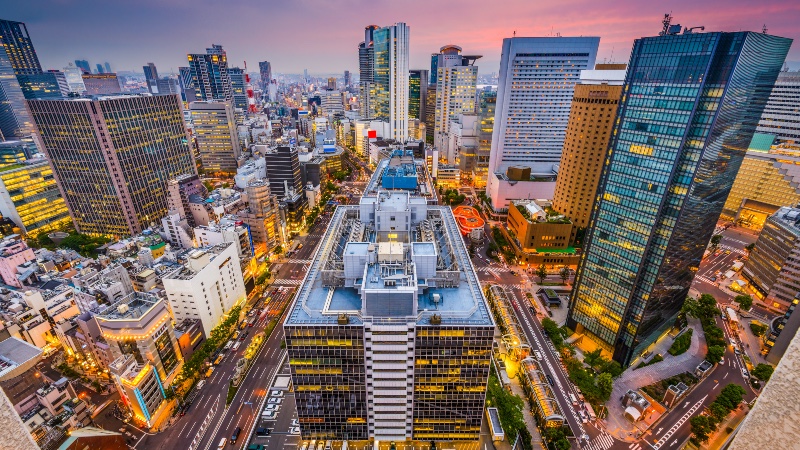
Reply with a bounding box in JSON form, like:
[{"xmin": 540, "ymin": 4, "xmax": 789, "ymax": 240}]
[{"xmin": 5, "ymin": 0, "xmax": 800, "ymax": 76}]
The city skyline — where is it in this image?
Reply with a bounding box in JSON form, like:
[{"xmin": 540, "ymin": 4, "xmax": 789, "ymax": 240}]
[{"xmin": 4, "ymin": 0, "xmax": 799, "ymax": 76}]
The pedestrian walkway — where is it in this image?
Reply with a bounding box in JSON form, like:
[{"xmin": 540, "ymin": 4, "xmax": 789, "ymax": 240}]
[
  {"xmin": 272, "ymin": 279, "xmax": 303, "ymax": 286},
  {"xmin": 584, "ymin": 429, "xmax": 616, "ymax": 450},
  {"xmin": 603, "ymin": 318, "xmax": 707, "ymax": 441}
]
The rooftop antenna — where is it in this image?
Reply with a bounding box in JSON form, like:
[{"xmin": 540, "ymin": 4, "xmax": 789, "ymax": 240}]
[{"xmin": 660, "ymin": 13, "xmax": 672, "ymax": 36}]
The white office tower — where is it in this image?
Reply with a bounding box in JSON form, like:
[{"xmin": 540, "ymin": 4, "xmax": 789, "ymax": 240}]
[
  {"xmin": 433, "ymin": 46, "xmax": 480, "ymax": 163},
  {"xmin": 373, "ymin": 23, "xmax": 410, "ymax": 142},
  {"xmin": 63, "ymin": 63, "xmax": 85, "ymax": 93},
  {"xmin": 756, "ymin": 70, "xmax": 800, "ymax": 145},
  {"xmin": 486, "ymin": 37, "xmax": 599, "ymax": 212}
]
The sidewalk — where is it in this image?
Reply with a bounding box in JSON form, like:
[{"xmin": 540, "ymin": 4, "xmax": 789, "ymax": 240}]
[{"xmin": 603, "ymin": 318, "xmax": 707, "ymax": 441}]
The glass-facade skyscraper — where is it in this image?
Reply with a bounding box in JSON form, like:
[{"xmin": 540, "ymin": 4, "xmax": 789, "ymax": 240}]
[
  {"xmin": 372, "ymin": 23, "xmax": 409, "ymax": 141},
  {"xmin": 408, "ymin": 69, "xmax": 428, "ymax": 121},
  {"xmin": 187, "ymin": 44, "xmax": 233, "ymax": 102},
  {"xmin": 228, "ymin": 67, "xmax": 248, "ymax": 111},
  {"xmin": 0, "ymin": 20, "xmax": 42, "ymax": 75},
  {"xmin": 567, "ymin": 30, "xmax": 792, "ymax": 366}
]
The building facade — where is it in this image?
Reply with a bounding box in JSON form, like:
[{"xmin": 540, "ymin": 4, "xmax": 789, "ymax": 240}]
[
  {"xmin": 408, "ymin": 69, "xmax": 428, "ymax": 122},
  {"xmin": 162, "ymin": 243, "xmax": 245, "ymax": 337},
  {"xmin": 486, "ymin": 37, "xmax": 599, "ymax": 212},
  {"xmin": 358, "ymin": 25, "xmax": 379, "ymax": 119},
  {"xmin": 756, "ymin": 70, "xmax": 800, "ymax": 145},
  {"xmin": 17, "ymin": 71, "xmax": 68, "ymax": 100},
  {"xmin": 189, "ymin": 101, "xmax": 241, "ymax": 173},
  {"xmin": 258, "ymin": 61, "xmax": 272, "ymax": 91},
  {"xmin": 228, "ymin": 67, "xmax": 248, "ymax": 111},
  {"xmin": 0, "ymin": 46, "xmax": 35, "ymax": 139},
  {"xmin": 263, "ymin": 146, "xmax": 303, "ymax": 198},
  {"xmin": 742, "ymin": 207, "xmax": 800, "ymax": 312},
  {"xmin": 285, "ymin": 186, "xmax": 494, "ymax": 443},
  {"xmin": 552, "ymin": 65, "xmax": 626, "ymax": 232},
  {"xmin": 507, "ymin": 200, "xmax": 577, "ymax": 266},
  {"xmin": 567, "ymin": 30, "xmax": 792, "ymax": 366},
  {"xmin": 28, "ymin": 94, "xmax": 197, "ymax": 237},
  {"xmin": 80, "ymin": 74, "xmax": 122, "ymax": 95},
  {"xmin": 187, "ymin": 44, "xmax": 232, "ymax": 102},
  {"xmin": 373, "ymin": 23, "xmax": 410, "ymax": 142},
  {"xmin": 432, "ymin": 46, "xmax": 480, "ymax": 163},
  {"xmin": 0, "ymin": 20, "xmax": 42, "ymax": 75}
]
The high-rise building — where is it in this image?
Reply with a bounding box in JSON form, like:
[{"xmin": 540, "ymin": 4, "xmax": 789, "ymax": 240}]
[
  {"xmin": 163, "ymin": 243, "xmax": 245, "ymax": 337},
  {"xmin": 239, "ymin": 178, "xmax": 281, "ymax": 251},
  {"xmin": 424, "ymin": 84, "xmax": 436, "ymax": 144},
  {"xmin": 154, "ymin": 77, "xmax": 180, "ymax": 95},
  {"xmin": 327, "ymin": 77, "xmax": 336, "ymax": 90},
  {"xmin": 143, "ymin": 62, "xmax": 158, "ymax": 93},
  {"xmin": 721, "ymin": 136, "xmax": 800, "ymax": 229},
  {"xmin": 742, "ymin": 206, "xmax": 800, "ymax": 313},
  {"xmin": 17, "ymin": 70, "xmax": 69, "ymax": 99},
  {"xmin": 343, "ymin": 70, "xmax": 351, "ymax": 88},
  {"xmin": 74, "ymin": 59, "xmax": 90, "ymax": 74},
  {"xmin": 178, "ymin": 66, "xmax": 196, "ymax": 103},
  {"xmin": 258, "ymin": 61, "xmax": 272, "ymax": 91},
  {"xmin": 28, "ymin": 94, "xmax": 196, "ymax": 237},
  {"xmin": 63, "ymin": 63, "xmax": 85, "ymax": 93},
  {"xmin": 95, "ymin": 63, "xmax": 104, "ymax": 74},
  {"xmin": 358, "ymin": 25, "xmax": 379, "ymax": 119},
  {"xmin": 486, "ymin": 37, "xmax": 599, "ymax": 212},
  {"xmin": 0, "ymin": 140, "xmax": 71, "ymax": 236},
  {"xmin": 0, "ymin": 48, "xmax": 35, "ymax": 139},
  {"xmin": 189, "ymin": 101, "xmax": 241, "ymax": 173},
  {"xmin": 81, "ymin": 73, "xmax": 122, "ymax": 95},
  {"xmin": 433, "ymin": 46, "xmax": 480, "ymax": 163},
  {"xmin": 408, "ymin": 69, "xmax": 428, "ymax": 121},
  {"xmin": 756, "ymin": 70, "xmax": 800, "ymax": 145},
  {"xmin": 228, "ymin": 67, "xmax": 248, "ymax": 111},
  {"xmin": 104, "ymin": 62, "xmax": 112, "ymax": 74},
  {"xmin": 263, "ymin": 145, "xmax": 302, "ymax": 198},
  {"xmin": 474, "ymin": 89, "xmax": 496, "ymax": 188},
  {"xmin": 567, "ymin": 30, "xmax": 792, "ymax": 366},
  {"xmin": 552, "ymin": 65, "xmax": 626, "ymax": 233},
  {"xmin": 187, "ymin": 44, "xmax": 233, "ymax": 102},
  {"xmin": 0, "ymin": 20, "xmax": 42, "ymax": 75},
  {"xmin": 373, "ymin": 23, "xmax": 410, "ymax": 142},
  {"xmin": 284, "ymin": 188, "xmax": 494, "ymax": 442}
]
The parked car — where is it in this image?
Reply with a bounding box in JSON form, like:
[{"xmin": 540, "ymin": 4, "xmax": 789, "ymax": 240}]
[
  {"xmin": 265, "ymin": 403, "xmax": 279, "ymax": 411},
  {"xmin": 268, "ymin": 397, "xmax": 282, "ymax": 404},
  {"xmin": 256, "ymin": 427, "xmax": 271, "ymax": 436},
  {"xmin": 270, "ymin": 390, "xmax": 284, "ymax": 397}
]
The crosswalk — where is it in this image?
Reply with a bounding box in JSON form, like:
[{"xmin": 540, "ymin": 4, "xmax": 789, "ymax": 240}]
[
  {"xmin": 694, "ymin": 275, "xmax": 714, "ymax": 285},
  {"xmin": 284, "ymin": 259, "xmax": 311, "ymax": 264},
  {"xmin": 273, "ymin": 279, "xmax": 303, "ymax": 286},
  {"xmin": 584, "ymin": 431, "xmax": 616, "ymax": 450},
  {"xmin": 719, "ymin": 244, "xmax": 746, "ymax": 256}
]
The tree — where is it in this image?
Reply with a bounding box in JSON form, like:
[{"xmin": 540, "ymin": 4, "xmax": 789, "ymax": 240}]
[
  {"xmin": 690, "ymin": 415, "xmax": 714, "ymax": 444},
  {"xmin": 559, "ymin": 266, "xmax": 570, "ymax": 284},
  {"xmin": 716, "ymin": 384, "xmax": 746, "ymax": 411},
  {"xmin": 681, "ymin": 296, "xmax": 699, "ymax": 318},
  {"xmin": 749, "ymin": 322, "xmax": 767, "ymax": 337},
  {"xmin": 597, "ymin": 372, "xmax": 614, "ymax": 401},
  {"xmin": 709, "ymin": 234, "xmax": 722, "ymax": 251},
  {"xmin": 583, "ymin": 349, "xmax": 604, "ymax": 370},
  {"xmin": 708, "ymin": 402, "xmax": 730, "ymax": 425},
  {"xmin": 745, "ymin": 243, "xmax": 755, "ymax": 252},
  {"xmin": 706, "ymin": 345, "xmax": 725, "ymax": 364},
  {"xmin": 697, "ymin": 294, "xmax": 718, "ymax": 317},
  {"xmin": 751, "ymin": 363, "xmax": 774, "ymax": 381},
  {"xmin": 536, "ymin": 264, "xmax": 548, "ymax": 284},
  {"xmin": 734, "ymin": 294, "xmax": 753, "ymax": 311},
  {"xmin": 601, "ymin": 360, "xmax": 623, "ymax": 378}
]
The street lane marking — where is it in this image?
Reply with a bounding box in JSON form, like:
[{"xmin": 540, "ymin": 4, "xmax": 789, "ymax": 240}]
[{"xmin": 655, "ymin": 395, "xmax": 708, "ymax": 449}]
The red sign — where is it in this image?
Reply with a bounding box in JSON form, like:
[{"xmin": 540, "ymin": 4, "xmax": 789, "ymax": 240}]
[{"xmin": 368, "ymin": 130, "xmax": 377, "ymax": 139}]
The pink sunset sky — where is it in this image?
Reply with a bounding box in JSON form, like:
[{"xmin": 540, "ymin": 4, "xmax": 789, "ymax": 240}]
[{"xmin": 6, "ymin": 0, "xmax": 800, "ymax": 75}]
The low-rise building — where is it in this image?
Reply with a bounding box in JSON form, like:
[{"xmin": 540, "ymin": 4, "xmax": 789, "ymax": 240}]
[
  {"xmin": 163, "ymin": 243, "xmax": 245, "ymax": 337},
  {"xmin": 0, "ymin": 236, "xmax": 36, "ymax": 288},
  {"xmin": 194, "ymin": 218, "xmax": 252, "ymax": 260},
  {"xmin": 506, "ymin": 200, "xmax": 578, "ymax": 266},
  {"xmin": 109, "ymin": 354, "xmax": 167, "ymax": 429}
]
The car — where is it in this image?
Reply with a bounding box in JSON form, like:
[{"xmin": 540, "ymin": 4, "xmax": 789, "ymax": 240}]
[
  {"xmin": 270, "ymin": 390, "xmax": 284, "ymax": 397},
  {"xmin": 255, "ymin": 427, "xmax": 271, "ymax": 436},
  {"xmin": 725, "ymin": 250, "xmax": 732, "ymax": 255},
  {"xmin": 734, "ymin": 347, "xmax": 741, "ymax": 356},
  {"xmin": 742, "ymin": 368, "xmax": 750, "ymax": 378},
  {"xmin": 579, "ymin": 411, "xmax": 588, "ymax": 423},
  {"xmin": 534, "ymin": 350, "xmax": 543, "ymax": 360},
  {"xmin": 261, "ymin": 410, "xmax": 277, "ymax": 420},
  {"xmin": 289, "ymin": 427, "xmax": 301, "ymax": 435},
  {"xmin": 268, "ymin": 397, "xmax": 282, "ymax": 404},
  {"xmin": 265, "ymin": 403, "xmax": 279, "ymax": 411},
  {"xmin": 546, "ymin": 374, "xmax": 555, "ymax": 386},
  {"xmin": 217, "ymin": 438, "xmax": 227, "ymax": 450},
  {"xmin": 719, "ymin": 356, "xmax": 725, "ymax": 365},
  {"xmin": 710, "ymin": 276, "xmax": 717, "ymax": 282},
  {"xmin": 230, "ymin": 427, "xmax": 241, "ymax": 444},
  {"xmin": 291, "ymin": 419, "xmax": 299, "ymax": 427}
]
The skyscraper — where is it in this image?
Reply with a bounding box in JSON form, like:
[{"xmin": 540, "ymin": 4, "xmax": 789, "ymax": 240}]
[
  {"xmin": 95, "ymin": 63, "xmax": 105, "ymax": 74},
  {"xmin": 284, "ymin": 185, "xmax": 493, "ymax": 442},
  {"xmin": 432, "ymin": 45, "xmax": 480, "ymax": 163},
  {"xmin": 408, "ymin": 69, "xmax": 428, "ymax": 122},
  {"xmin": 0, "ymin": 47, "xmax": 35, "ymax": 139},
  {"xmin": 0, "ymin": 20, "xmax": 42, "ymax": 75},
  {"xmin": 187, "ymin": 44, "xmax": 233, "ymax": 102},
  {"xmin": 63, "ymin": 63, "xmax": 85, "ymax": 93},
  {"xmin": 373, "ymin": 22, "xmax": 410, "ymax": 142},
  {"xmin": 228, "ymin": 67, "xmax": 248, "ymax": 111},
  {"xmin": 258, "ymin": 61, "xmax": 272, "ymax": 91},
  {"xmin": 28, "ymin": 94, "xmax": 197, "ymax": 237},
  {"xmin": 17, "ymin": 71, "xmax": 69, "ymax": 99},
  {"xmin": 473, "ymin": 88, "xmax": 496, "ymax": 188},
  {"xmin": 74, "ymin": 59, "xmax": 90, "ymax": 74},
  {"xmin": 178, "ymin": 66, "xmax": 196, "ymax": 103},
  {"xmin": 358, "ymin": 25, "xmax": 379, "ymax": 119},
  {"xmin": 189, "ymin": 101, "xmax": 241, "ymax": 173},
  {"xmin": 486, "ymin": 37, "xmax": 599, "ymax": 212},
  {"xmin": 343, "ymin": 70, "xmax": 351, "ymax": 88},
  {"xmin": 103, "ymin": 62, "xmax": 112, "ymax": 74},
  {"xmin": 143, "ymin": 62, "xmax": 158, "ymax": 93},
  {"xmin": 756, "ymin": 70, "xmax": 800, "ymax": 145},
  {"xmin": 552, "ymin": 65, "xmax": 626, "ymax": 232},
  {"xmin": 567, "ymin": 30, "xmax": 792, "ymax": 366},
  {"xmin": 263, "ymin": 146, "xmax": 302, "ymax": 198}
]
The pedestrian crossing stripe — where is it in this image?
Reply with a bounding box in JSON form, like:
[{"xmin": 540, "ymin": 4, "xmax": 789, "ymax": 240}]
[
  {"xmin": 273, "ymin": 279, "xmax": 303, "ymax": 286},
  {"xmin": 585, "ymin": 431, "xmax": 616, "ymax": 450}
]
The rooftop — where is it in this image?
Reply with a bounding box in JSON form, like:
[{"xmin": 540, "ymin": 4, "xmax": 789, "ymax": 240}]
[
  {"xmin": 95, "ymin": 292, "xmax": 160, "ymax": 321},
  {"xmin": 0, "ymin": 337, "xmax": 42, "ymax": 382}
]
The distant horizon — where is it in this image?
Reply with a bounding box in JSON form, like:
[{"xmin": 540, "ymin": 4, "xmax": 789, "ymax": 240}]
[{"xmin": 5, "ymin": 0, "xmax": 798, "ymax": 76}]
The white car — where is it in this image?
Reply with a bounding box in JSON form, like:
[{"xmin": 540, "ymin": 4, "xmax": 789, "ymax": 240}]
[
  {"xmin": 534, "ymin": 350, "xmax": 543, "ymax": 360},
  {"xmin": 291, "ymin": 419, "xmax": 300, "ymax": 427},
  {"xmin": 265, "ymin": 403, "xmax": 280, "ymax": 411},
  {"xmin": 270, "ymin": 390, "xmax": 284, "ymax": 397},
  {"xmin": 289, "ymin": 427, "xmax": 301, "ymax": 435},
  {"xmin": 268, "ymin": 397, "xmax": 283, "ymax": 404}
]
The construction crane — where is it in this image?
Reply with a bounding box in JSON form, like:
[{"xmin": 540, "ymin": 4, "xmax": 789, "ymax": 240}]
[{"xmin": 244, "ymin": 61, "xmax": 257, "ymax": 113}]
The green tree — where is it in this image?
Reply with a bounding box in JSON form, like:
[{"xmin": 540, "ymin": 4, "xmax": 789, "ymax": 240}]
[
  {"xmin": 559, "ymin": 266, "xmax": 570, "ymax": 284},
  {"xmin": 745, "ymin": 243, "xmax": 755, "ymax": 252},
  {"xmin": 583, "ymin": 349, "xmax": 604, "ymax": 370},
  {"xmin": 690, "ymin": 415, "xmax": 714, "ymax": 443},
  {"xmin": 536, "ymin": 264, "xmax": 548, "ymax": 284},
  {"xmin": 597, "ymin": 372, "xmax": 614, "ymax": 401},
  {"xmin": 681, "ymin": 296, "xmax": 699, "ymax": 318},
  {"xmin": 708, "ymin": 402, "xmax": 729, "ymax": 425},
  {"xmin": 751, "ymin": 363, "xmax": 774, "ymax": 381},
  {"xmin": 749, "ymin": 322, "xmax": 767, "ymax": 337},
  {"xmin": 697, "ymin": 294, "xmax": 719, "ymax": 317},
  {"xmin": 601, "ymin": 360, "xmax": 623, "ymax": 378},
  {"xmin": 734, "ymin": 294, "xmax": 753, "ymax": 311},
  {"xmin": 709, "ymin": 234, "xmax": 722, "ymax": 251},
  {"xmin": 706, "ymin": 345, "xmax": 725, "ymax": 364},
  {"xmin": 716, "ymin": 384, "xmax": 746, "ymax": 411}
]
